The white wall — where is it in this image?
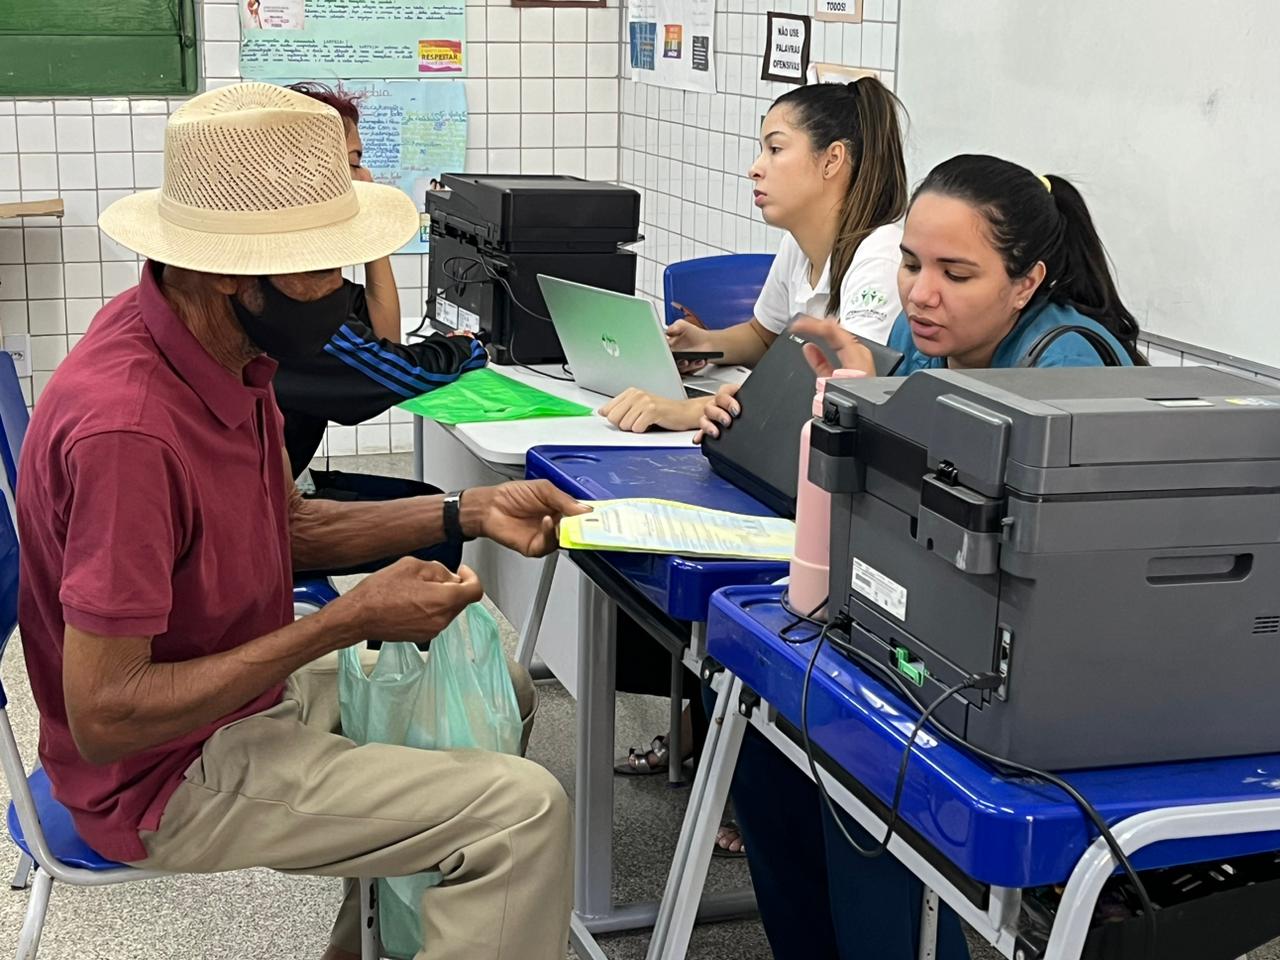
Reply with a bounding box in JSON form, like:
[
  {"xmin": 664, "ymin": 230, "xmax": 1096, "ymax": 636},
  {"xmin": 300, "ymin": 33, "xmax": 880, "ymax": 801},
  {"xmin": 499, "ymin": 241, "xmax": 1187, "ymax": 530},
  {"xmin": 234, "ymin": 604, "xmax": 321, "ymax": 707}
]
[{"xmin": 0, "ymin": 0, "xmax": 623, "ymax": 456}]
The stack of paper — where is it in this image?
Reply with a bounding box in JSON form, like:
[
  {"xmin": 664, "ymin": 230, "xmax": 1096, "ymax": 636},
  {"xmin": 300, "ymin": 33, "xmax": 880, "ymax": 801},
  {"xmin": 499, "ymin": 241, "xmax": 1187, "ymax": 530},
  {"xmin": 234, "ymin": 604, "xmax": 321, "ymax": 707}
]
[{"xmin": 559, "ymin": 499, "xmax": 795, "ymax": 561}]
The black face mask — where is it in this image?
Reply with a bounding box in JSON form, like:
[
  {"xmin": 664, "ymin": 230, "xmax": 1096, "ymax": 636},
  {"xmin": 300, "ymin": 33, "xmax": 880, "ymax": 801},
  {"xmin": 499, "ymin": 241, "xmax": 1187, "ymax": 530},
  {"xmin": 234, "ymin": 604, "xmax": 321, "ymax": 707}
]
[{"xmin": 230, "ymin": 277, "xmax": 354, "ymax": 361}]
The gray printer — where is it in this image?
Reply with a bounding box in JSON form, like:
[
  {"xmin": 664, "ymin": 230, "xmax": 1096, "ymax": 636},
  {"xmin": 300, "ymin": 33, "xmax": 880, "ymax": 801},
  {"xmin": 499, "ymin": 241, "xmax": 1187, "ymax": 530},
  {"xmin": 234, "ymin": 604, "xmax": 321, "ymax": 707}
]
[{"xmin": 809, "ymin": 366, "xmax": 1280, "ymax": 770}]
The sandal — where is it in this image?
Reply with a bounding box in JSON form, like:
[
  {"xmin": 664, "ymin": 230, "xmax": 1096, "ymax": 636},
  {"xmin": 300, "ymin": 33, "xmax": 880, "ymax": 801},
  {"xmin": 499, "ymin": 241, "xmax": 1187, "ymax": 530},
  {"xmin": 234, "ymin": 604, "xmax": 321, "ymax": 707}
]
[
  {"xmin": 712, "ymin": 819, "xmax": 746, "ymax": 859},
  {"xmin": 615, "ymin": 735, "xmax": 685, "ymax": 776}
]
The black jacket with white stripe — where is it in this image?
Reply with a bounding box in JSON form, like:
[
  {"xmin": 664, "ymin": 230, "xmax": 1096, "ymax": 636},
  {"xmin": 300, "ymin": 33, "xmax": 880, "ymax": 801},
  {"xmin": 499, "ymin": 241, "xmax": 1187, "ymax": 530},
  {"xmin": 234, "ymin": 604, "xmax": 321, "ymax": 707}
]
[{"xmin": 274, "ymin": 281, "xmax": 486, "ymax": 478}]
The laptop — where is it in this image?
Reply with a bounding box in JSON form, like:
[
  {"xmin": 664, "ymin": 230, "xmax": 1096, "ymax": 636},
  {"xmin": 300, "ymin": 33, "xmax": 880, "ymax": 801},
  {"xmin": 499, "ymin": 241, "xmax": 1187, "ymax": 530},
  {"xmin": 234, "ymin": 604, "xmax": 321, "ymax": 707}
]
[
  {"xmin": 537, "ymin": 275, "xmax": 725, "ymax": 401},
  {"xmin": 701, "ymin": 327, "xmax": 902, "ymax": 518}
]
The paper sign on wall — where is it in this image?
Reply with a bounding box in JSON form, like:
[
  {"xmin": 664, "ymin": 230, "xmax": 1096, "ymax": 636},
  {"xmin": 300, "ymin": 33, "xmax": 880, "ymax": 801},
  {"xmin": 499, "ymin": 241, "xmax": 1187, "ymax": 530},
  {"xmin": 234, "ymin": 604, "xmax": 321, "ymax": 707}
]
[
  {"xmin": 761, "ymin": 12, "xmax": 811, "ymax": 85},
  {"xmin": 815, "ymin": 0, "xmax": 862, "ymax": 23},
  {"xmin": 627, "ymin": 0, "xmax": 717, "ymax": 94},
  {"xmin": 241, "ymin": 0, "xmax": 467, "ymax": 79},
  {"xmin": 241, "ymin": 0, "xmax": 305, "ymax": 30},
  {"xmin": 807, "ymin": 63, "xmax": 878, "ymax": 84}
]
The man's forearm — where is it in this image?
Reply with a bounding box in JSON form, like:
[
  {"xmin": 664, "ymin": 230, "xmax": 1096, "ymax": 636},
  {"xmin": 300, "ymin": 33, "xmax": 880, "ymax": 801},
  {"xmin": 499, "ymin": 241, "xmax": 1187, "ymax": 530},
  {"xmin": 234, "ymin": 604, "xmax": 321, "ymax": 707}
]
[
  {"xmin": 292, "ymin": 491, "xmax": 449, "ymax": 571},
  {"xmin": 67, "ymin": 600, "xmax": 365, "ymax": 764}
]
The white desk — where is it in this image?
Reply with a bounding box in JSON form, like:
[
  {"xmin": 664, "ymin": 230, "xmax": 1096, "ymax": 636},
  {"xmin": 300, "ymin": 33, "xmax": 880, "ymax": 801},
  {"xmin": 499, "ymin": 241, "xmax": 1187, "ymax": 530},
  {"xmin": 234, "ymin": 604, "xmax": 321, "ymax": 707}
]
[{"xmin": 411, "ymin": 363, "xmax": 744, "ymax": 693}]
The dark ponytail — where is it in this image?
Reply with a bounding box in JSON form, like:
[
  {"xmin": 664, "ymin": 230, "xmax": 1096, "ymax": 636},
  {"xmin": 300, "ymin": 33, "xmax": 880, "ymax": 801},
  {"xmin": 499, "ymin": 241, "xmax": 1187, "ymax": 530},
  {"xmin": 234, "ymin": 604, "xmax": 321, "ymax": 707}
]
[
  {"xmin": 771, "ymin": 77, "xmax": 908, "ymax": 315},
  {"xmin": 914, "ymin": 155, "xmax": 1145, "ymax": 365}
]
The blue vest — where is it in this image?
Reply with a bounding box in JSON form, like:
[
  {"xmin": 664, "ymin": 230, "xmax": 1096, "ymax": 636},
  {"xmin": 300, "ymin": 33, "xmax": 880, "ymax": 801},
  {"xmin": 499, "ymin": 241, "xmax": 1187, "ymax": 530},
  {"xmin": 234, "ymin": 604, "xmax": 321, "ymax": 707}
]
[{"xmin": 886, "ymin": 300, "xmax": 1133, "ymax": 374}]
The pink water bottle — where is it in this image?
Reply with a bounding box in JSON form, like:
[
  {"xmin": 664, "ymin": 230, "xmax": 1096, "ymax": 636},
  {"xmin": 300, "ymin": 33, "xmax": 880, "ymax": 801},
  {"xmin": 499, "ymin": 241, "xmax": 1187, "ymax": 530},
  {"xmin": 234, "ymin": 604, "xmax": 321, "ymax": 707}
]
[{"xmin": 789, "ymin": 371, "xmax": 865, "ymax": 618}]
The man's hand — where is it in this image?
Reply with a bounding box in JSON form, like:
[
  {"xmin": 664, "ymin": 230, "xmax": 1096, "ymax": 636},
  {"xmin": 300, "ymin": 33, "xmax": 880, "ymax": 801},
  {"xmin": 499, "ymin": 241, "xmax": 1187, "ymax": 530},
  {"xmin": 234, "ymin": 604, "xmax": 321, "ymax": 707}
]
[
  {"xmin": 460, "ymin": 480, "xmax": 589, "ymax": 557},
  {"xmin": 790, "ymin": 315, "xmax": 877, "ymax": 378},
  {"xmin": 694, "ymin": 382, "xmax": 742, "ymax": 442},
  {"xmin": 600, "ymin": 388, "xmax": 704, "ymax": 433},
  {"xmin": 341, "ymin": 558, "xmax": 484, "ymax": 645}
]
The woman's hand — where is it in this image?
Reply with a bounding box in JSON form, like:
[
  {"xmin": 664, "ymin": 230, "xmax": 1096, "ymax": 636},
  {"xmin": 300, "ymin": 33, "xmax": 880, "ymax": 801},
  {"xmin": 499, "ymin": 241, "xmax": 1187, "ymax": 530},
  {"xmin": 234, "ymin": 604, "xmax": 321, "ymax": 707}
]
[
  {"xmin": 600, "ymin": 389, "xmax": 704, "ymax": 433},
  {"xmin": 789, "ymin": 315, "xmax": 877, "ymax": 378},
  {"xmin": 665, "ymin": 316, "xmax": 717, "ymax": 374},
  {"xmin": 693, "ymin": 383, "xmax": 743, "ymax": 442}
]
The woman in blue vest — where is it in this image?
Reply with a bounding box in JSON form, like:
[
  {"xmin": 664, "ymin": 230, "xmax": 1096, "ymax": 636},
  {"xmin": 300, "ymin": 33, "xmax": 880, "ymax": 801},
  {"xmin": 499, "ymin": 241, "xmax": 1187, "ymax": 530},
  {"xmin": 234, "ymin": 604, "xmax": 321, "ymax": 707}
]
[{"xmin": 697, "ymin": 154, "xmax": 1144, "ymax": 960}]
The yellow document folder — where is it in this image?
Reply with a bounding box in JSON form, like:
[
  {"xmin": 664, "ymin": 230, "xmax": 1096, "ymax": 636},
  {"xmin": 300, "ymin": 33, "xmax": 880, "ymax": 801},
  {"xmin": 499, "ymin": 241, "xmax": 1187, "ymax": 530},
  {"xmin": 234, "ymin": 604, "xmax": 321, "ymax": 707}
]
[{"xmin": 559, "ymin": 499, "xmax": 796, "ymax": 561}]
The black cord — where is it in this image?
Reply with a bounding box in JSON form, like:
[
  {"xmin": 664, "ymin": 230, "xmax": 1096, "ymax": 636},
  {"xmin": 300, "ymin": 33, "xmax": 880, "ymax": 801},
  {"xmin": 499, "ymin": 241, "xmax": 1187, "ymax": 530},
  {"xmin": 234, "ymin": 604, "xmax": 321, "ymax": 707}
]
[
  {"xmin": 779, "ymin": 589, "xmax": 828, "ymax": 643},
  {"xmin": 426, "ymin": 254, "xmax": 570, "ymax": 380},
  {"xmin": 812, "ymin": 615, "xmax": 1159, "ymax": 953}
]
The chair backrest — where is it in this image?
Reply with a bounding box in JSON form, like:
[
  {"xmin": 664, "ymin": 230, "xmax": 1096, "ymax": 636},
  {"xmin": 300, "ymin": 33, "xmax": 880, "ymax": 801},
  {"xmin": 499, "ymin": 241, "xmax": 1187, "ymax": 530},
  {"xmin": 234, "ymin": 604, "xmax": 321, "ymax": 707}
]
[
  {"xmin": 0, "ymin": 352, "xmax": 28, "ymax": 493},
  {"xmin": 0, "ymin": 352, "xmax": 25, "ymax": 682},
  {"xmin": 662, "ymin": 254, "xmax": 776, "ymax": 331}
]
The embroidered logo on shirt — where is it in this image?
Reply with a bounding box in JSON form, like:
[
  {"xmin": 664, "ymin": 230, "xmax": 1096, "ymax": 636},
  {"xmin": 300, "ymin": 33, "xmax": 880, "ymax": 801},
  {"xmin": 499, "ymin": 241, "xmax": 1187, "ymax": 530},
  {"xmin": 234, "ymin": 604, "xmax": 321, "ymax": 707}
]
[{"xmin": 855, "ymin": 286, "xmax": 889, "ymax": 309}]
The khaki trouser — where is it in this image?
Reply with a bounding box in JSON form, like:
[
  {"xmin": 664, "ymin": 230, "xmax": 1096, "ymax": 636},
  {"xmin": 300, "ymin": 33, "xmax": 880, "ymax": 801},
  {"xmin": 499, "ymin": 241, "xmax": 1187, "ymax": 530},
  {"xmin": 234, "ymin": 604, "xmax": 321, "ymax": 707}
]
[{"xmin": 130, "ymin": 653, "xmax": 573, "ymax": 960}]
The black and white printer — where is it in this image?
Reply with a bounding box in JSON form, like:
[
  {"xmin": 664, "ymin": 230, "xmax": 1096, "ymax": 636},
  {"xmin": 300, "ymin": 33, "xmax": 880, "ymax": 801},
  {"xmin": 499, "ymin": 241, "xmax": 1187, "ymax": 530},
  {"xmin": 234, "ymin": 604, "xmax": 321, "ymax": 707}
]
[
  {"xmin": 809, "ymin": 365, "xmax": 1280, "ymax": 769},
  {"xmin": 425, "ymin": 174, "xmax": 641, "ymax": 365}
]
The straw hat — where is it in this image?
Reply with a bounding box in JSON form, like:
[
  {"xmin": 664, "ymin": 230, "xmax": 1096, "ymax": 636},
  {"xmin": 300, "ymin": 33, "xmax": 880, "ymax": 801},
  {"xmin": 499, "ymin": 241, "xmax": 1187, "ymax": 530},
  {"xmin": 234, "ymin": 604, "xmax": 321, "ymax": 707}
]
[{"xmin": 99, "ymin": 83, "xmax": 419, "ymax": 275}]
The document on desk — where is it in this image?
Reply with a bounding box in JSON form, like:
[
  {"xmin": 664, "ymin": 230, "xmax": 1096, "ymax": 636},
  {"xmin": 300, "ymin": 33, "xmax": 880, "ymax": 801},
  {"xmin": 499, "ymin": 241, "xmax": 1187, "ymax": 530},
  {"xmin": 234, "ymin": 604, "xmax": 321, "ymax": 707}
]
[{"xmin": 559, "ymin": 499, "xmax": 795, "ymax": 561}]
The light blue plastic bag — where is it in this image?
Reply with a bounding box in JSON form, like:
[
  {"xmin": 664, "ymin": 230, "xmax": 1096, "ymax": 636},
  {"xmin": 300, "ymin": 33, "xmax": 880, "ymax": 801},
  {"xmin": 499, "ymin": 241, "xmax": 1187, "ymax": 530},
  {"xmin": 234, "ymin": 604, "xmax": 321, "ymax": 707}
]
[{"xmin": 338, "ymin": 602, "xmax": 523, "ymax": 959}]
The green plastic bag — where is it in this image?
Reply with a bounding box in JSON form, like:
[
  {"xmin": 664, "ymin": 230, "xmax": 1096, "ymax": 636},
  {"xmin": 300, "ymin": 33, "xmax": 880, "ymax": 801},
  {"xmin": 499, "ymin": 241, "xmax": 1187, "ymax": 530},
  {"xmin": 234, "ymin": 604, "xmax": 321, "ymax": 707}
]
[
  {"xmin": 338, "ymin": 603, "xmax": 523, "ymax": 959},
  {"xmin": 397, "ymin": 368, "xmax": 592, "ymax": 424}
]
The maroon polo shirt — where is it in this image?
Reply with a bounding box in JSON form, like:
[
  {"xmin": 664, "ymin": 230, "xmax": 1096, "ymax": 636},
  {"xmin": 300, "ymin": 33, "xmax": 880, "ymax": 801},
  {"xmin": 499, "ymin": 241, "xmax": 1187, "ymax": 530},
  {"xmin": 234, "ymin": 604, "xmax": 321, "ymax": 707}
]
[{"xmin": 17, "ymin": 261, "xmax": 293, "ymax": 863}]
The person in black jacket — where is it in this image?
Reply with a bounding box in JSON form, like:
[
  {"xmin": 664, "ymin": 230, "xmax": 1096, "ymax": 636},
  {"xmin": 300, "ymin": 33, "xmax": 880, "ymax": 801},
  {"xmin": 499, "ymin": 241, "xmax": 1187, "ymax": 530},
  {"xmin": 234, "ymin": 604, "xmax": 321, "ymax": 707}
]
[{"xmin": 277, "ymin": 83, "xmax": 487, "ymax": 575}]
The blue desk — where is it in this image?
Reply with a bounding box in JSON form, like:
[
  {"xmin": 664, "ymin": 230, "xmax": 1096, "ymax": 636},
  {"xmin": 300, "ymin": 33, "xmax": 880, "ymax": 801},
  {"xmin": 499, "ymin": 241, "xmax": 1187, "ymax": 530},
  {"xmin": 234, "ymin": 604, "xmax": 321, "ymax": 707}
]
[
  {"xmin": 526, "ymin": 446, "xmax": 788, "ymax": 960},
  {"xmin": 526, "ymin": 446, "xmax": 788, "ymax": 620},
  {"xmin": 648, "ymin": 585, "xmax": 1280, "ymax": 960}
]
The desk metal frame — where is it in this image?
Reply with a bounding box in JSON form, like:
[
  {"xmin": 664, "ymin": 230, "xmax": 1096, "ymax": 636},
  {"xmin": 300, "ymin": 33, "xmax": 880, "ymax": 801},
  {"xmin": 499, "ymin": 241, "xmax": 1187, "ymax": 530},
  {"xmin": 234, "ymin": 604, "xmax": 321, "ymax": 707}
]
[
  {"xmin": 649, "ymin": 670, "xmax": 1277, "ymax": 960},
  {"xmin": 569, "ymin": 555, "xmax": 756, "ymax": 960}
]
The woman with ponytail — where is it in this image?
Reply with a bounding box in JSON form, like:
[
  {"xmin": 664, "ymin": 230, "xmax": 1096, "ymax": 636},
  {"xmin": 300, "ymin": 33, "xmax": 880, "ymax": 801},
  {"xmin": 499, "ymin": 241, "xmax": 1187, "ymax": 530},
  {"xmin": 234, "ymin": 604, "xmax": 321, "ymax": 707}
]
[
  {"xmin": 704, "ymin": 154, "xmax": 1143, "ymax": 433},
  {"xmin": 601, "ymin": 76, "xmax": 908, "ymax": 433},
  {"xmin": 699, "ymin": 156, "xmax": 1144, "ymax": 960}
]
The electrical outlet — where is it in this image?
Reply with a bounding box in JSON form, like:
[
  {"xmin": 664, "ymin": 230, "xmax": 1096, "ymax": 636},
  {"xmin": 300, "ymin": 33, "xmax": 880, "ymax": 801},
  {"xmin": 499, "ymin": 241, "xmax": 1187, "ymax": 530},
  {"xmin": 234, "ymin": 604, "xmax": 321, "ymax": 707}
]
[{"xmin": 3, "ymin": 335, "xmax": 31, "ymax": 378}]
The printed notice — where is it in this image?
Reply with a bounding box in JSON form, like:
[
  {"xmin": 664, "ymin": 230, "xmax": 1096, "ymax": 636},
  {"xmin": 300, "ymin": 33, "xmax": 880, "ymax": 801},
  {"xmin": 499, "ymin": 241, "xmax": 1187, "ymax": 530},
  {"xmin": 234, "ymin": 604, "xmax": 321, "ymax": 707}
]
[
  {"xmin": 241, "ymin": 0, "xmax": 466, "ymax": 78},
  {"xmin": 814, "ymin": 0, "xmax": 862, "ymax": 23},
  {"xmin": 627, "ymin": 0, "xmax": 717, "ymax": 94},
  {"xmin": 241, "ymin": 0, "xmax": 305, "ymax": 30},
  {"xmin": 762, "ymin": 11, "xmax": 810, "ymax": 84}
]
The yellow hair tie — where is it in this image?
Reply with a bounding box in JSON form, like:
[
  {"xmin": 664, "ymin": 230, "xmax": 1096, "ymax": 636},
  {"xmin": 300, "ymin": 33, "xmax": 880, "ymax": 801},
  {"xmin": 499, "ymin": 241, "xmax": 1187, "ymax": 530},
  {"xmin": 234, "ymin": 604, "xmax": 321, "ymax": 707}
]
[{"xmin": 1038, "ymin": 174, "xmax": 1052, "ymax": 193}]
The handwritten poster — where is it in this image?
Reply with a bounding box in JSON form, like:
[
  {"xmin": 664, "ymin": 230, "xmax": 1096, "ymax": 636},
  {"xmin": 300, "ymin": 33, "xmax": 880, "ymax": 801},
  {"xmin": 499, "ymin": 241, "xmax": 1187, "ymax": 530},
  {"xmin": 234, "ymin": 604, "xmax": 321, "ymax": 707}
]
[
  {"xmin": 761, "ymin": 11, "xmax": 810, "ymax": 84},
  {"xmin": 627, "ymin": 0, "xmax": 717, "ymax": 95},
  {"xmin": 240, "ymin": 0, "xmax": 467, "ymax": 79},
  {"xmin": 271, "ymin": 80, "xmax": 468, "ymax": 253}
]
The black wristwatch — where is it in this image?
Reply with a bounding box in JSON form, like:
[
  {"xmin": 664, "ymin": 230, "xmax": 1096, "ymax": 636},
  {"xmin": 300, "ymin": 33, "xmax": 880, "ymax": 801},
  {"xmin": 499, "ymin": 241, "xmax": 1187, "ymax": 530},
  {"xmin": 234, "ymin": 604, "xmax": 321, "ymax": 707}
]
[{"xmin": 442, "ymin": 490, "xmax": 474, "ymax": 542}]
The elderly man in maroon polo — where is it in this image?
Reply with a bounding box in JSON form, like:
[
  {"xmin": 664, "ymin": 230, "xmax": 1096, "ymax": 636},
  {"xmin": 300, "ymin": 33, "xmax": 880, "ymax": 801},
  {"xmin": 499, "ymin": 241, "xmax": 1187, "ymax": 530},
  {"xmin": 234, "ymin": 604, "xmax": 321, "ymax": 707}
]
[{"xmin": 16, "ymin": 83, "xmax": 581, "ymax": 960}]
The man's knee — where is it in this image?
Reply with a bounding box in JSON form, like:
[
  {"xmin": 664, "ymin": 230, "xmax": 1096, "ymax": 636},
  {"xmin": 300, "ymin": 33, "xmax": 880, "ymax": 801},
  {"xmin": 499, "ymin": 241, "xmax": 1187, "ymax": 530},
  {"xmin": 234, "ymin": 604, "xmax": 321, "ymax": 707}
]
[{"xmin": 487, "ymin": 754, "xmax": 570, "ymax": 836}]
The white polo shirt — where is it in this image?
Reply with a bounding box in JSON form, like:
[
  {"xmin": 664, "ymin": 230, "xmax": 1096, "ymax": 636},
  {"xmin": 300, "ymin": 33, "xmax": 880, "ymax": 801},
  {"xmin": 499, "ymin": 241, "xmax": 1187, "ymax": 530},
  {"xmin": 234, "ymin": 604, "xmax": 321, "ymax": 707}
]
[{"xmin": 753, "ymin": 222, "xmax": 903, "ymax": 344}]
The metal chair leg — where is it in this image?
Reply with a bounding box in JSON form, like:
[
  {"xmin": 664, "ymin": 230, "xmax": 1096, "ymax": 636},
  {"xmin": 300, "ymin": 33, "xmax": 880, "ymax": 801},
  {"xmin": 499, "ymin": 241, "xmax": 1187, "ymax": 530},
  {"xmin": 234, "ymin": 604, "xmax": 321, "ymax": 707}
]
[
  {"xmin": 358, "ymin": 875, "xmax": 381, "ymax": 960},
  {"xmin": 14, "ymin": 868, "xmax": 51, "ymax": 960},
  {"xmin": 10, "ymin": 853, "xmax": 32, "ymax": 891},
  {"xmin": 514, "ymin": 552, "xmax": 558, "ymax": 670}
]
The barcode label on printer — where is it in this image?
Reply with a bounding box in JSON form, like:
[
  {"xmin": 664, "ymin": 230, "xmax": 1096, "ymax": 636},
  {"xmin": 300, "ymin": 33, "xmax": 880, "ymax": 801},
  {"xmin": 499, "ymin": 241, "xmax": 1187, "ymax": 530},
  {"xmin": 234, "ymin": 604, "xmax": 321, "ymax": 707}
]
[
  {"xmin": 437, "ymin": 296, "xmax": 459, "ymax": 329},
  {"xmin": 851, "ymin": 558, "xmax": 908, "ymax": 621}
]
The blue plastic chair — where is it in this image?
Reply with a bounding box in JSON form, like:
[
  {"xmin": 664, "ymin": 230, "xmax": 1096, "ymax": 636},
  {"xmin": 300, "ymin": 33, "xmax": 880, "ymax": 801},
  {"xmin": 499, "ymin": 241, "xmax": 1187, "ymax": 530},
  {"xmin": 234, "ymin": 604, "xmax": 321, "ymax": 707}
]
[
  {"xmin": 662, "ymin": 253, "xmax": 776, "ymax": 330},
  {"xmin": 0, "ymin": 351, "xmax": 375, "ymax": 959}
]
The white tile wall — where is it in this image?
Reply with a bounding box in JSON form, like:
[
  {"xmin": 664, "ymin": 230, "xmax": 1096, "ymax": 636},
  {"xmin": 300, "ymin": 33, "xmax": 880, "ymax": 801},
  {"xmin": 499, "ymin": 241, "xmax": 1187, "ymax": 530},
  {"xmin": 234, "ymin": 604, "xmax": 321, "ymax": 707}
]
[
  {"xmin": 5, "ymin": 0, "xmax": 1269, "ymax": 437},
  {"xmin": 0, "ymin": 0, "xmax": 623, "ymax": 452},
  {"xmin": 619, "ymin": 0, "xmax": 899, "ymax": 304}
]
